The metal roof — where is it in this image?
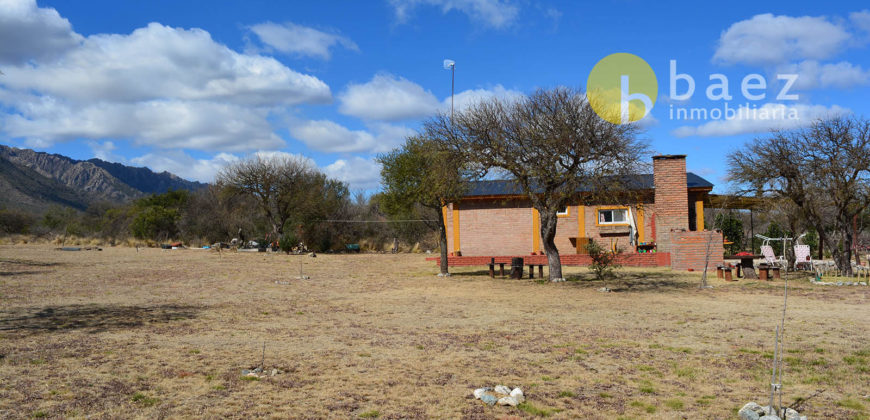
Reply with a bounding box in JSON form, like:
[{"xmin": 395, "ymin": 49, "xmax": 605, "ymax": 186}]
[{"xmin": 463, "ymin": 173, "xmax": 714, "ymax": 197}]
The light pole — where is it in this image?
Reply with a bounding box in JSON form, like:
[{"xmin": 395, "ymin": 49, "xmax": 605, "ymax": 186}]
[{"xmin": 443, "ymin": 59, "xmax": 455, "ymax": 120}]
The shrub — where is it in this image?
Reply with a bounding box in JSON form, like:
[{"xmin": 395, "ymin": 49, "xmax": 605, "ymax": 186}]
[
  {"xmin": 586, "ymin": 239, "xmax": 622, "ymax": 280},
  {"xmin": 279, "ymin": 232, "xmax": 298, "ymax": 254}
]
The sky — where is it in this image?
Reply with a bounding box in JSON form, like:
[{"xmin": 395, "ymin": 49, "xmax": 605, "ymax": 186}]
[{"xmin": 1, "ymin": 0, "xmax": 869, "ymax": 193}]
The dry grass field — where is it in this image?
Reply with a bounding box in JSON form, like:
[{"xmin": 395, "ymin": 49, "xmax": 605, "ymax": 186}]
[{"xmin": 0, "ymin": 245, "xmax": 868, "ymax": 419}]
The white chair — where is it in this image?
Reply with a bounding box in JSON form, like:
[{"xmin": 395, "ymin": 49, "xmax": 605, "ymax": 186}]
[
  {"xmin": 760, "ymin": 245, "xmax": 784, "ymax": 267},
  {"xmin": 793, "ymin": 244, "xmax": 812, "ymax": 270}
]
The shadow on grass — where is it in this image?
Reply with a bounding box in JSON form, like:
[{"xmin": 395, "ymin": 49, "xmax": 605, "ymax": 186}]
[
  {"xmin": 0, "ymin": 258, "xmax": 64, "ymax": 267},
  {"xmin": 0, "ymin": 270, "xmax": 52, "ymax": 277},
  {"xmin": 451, "ymin": 267, "xmax": 696, "ymax": 293},
  {"xmin": 566, "ymin": 271, "xmax": 696, "ymax": 293},
  {"xmin": 0, "ymin": 304, "xmax": 200, "ymax": 334}
]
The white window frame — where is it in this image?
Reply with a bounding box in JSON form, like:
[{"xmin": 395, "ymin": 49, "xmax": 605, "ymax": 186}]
[{"xmin": 598, "ymin": 208, "xmax": 628, "ymax": 225}]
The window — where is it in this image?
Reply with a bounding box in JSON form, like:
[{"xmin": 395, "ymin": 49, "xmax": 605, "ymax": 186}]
[
  {"xmin": 557, "ymin": 206, "xmax": 569, "ymax": 216},
  {"xmin": 598, "ymin": 208, "xmax": 628, "ymax": 225}
]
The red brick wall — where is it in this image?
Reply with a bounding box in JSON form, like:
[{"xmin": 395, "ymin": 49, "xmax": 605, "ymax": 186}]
[
  {"xmin": 429, "ymin": 252, "xmax": 671, "ymax": 267},
  {"xmin": 456, "ymin": 199, "xmax": 534, "ymax": 256},
  {"xmin": 669, "ymin": 230, "xmax": 724, "ymax": 271},
  {"xmin": 653, "ymin": 155, "xmax": 689, "ymax": 253}
]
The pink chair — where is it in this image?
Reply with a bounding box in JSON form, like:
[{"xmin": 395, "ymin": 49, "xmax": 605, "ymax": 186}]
[{"xmin": 794, "ymin": 244, "xmax": 812, "ymax": 270}]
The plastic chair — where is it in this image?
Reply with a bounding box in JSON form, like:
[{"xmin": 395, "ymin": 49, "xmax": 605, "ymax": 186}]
[
  {"xmin": 793, "ymin": 244, "xmax": 812, "ymax": 270},
  {"xmin": 760, "ymin": 245, "xmax": 784, "ymax": 267}
]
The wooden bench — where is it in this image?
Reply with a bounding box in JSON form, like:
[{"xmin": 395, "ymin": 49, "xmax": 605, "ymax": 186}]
[{"xmin": 487, "ymin": 258, "xmax": 544, "ymax": 279}]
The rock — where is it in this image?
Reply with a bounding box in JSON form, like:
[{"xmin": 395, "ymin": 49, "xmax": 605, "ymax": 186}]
[
  {"xmin": 510, "ymin": 388, "xmax": 525, "ymax": 403},
  {"xmin": 551, "ymin": 278, "xmax": 566, "ymax": 283},
  {"xmin": 739, "ymin": 402, "xmax": 765, "ymax": 420},
  {"xmin": 437, "ymin": 272, "xmax": 451, "ymax": 277},
  {"xmin": 308, "ymin": 252, "xmax": 316, "ymax": 258},
  {"xmin": 783, "ymin": 408, "xmax": 801, "ymax": 420},
  {"xmin": 494, "ymin": 385, "xmax": 512, "ymax": 395},
  {"xmin": 758, "ymin": 416, "xmax": 781, "ymax": 420},
  {"xmin": 480, "ymin": 394, "xmax": 498, "ymax": 405},
  {"xmin": 598, "ymin": 287, "xmax": 611, "ymax": 293},
  {"xmin": 859, "ymin": 282, "xmax": 867, "ymax": 286},
  {"xmin": 473, "ymin": 388, "xmax": 490, "ymax": 399},
  {"xmin": 270, "ymin": 369, "xmax": 278, "ymax": 376},
  {"xmin": 498, "ymin": 396, "xmax": 519, "ymax": 406}
]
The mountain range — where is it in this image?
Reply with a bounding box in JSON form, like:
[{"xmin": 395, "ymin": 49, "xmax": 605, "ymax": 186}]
[{"xmin": 0, "ymin": 144, "xmax": 206, "ymax": 213}]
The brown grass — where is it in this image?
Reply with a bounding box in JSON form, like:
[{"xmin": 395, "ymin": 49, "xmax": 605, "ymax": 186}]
[{"xmin": 0, "ymin": 245, "xmax": 868, "ymax": 419}]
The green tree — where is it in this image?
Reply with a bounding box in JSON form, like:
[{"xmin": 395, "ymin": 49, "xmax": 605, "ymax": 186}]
[
  {"xmin": 130, "ymin": 190, "xmax": 190, "ymax": 240},
  {"xmin": 42, "ymin": 206, "xmax": 83, "ymax": 236},
  {"xmin": 713, "ymin": 212, "xmax": 743, "ymax": 254},
  {"xmin": 378, "ymin": 136, "xmax": 470, "ymax": 275}
]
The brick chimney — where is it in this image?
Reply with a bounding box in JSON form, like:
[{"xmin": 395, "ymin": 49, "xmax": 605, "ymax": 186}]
[{"xmin": 652, "ymin": 155, "xmax": 688, "ymax": 253}]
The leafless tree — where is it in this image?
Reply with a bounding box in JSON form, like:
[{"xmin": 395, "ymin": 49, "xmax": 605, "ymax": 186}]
[
  {"xmin": 728, "ymin": 117, "xmax": 870, "ymax": 275},
  {"xmin": 216, "ymin": 155, "xmax": 347, "ymax": 240},
  {"xmin": 424, "ymin": 87, "xmax": 648, "ymax": 280}
]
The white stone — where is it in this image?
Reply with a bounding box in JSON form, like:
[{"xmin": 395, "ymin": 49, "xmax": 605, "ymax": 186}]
[
  {"xmin": 497, "ymin": 396, "xmax": 519, "ymax": 406},
  {"xmin": 510, "ymin": 388, "xmax": 525, "ymax": 403},
  {"xmin": 473, "ymin": 388, "xmax": 488, "ymax": 399},
  {"xmin": 494, "ymin": 385, "xmax": 512, "ymax": 395},
  {"xmin": 739, "ymin": 402, "xmax": 765, "ymax": 420}
]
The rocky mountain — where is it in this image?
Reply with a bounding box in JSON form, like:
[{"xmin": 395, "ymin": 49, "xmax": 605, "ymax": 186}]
[{"xmin": 0, "ymin": 144, "xmax": 206, "ymax": 213}]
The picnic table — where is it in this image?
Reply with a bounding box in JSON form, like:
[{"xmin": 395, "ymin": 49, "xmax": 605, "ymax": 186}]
[{"xmin": 724, "ymin": 254, "xmax": 762, "ymax": 280}]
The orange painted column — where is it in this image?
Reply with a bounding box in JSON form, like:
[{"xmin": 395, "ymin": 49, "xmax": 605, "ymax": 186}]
[
  {"xmin": 452, "ymin": 203, "xmax": 460, "ymax": 254},
  {"xmin": 532, "ymin": 208, "xmax": 541, "ymax": 254}
]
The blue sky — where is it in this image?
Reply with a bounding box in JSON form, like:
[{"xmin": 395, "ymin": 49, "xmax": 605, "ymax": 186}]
[{"xmin": 1, "ymin": 0, "xmax": 869, "ymax": 192}]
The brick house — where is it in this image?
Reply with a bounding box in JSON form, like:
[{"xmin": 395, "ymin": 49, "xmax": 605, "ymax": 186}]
[{"xmin": 441, "ymin": 155, "xmax": 724, "ymax": 270}]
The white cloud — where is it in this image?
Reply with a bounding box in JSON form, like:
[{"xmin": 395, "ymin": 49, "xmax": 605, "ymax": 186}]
[
  {"xmin": 852, "ymin": 10, "xmax": 870, "ymax": 33},
  {"xmin": 672, "ymin": 103, "xmax": 850, "ymax": 137},
  {"xmin": 390, "ymin": 0, "xmax": 519, "ymax": 28},
  {"xmin": 323, "ymin": 156, "xmax": 382, "ymax": 190},
  {"xmin": 249, "ymin": 21, "xmax": 358, "ymax": 59},
  {"xmin": 780, "ymin": 60, "xmax": 870, "ymax": 90},
  {"xmin": 1, "ymin": 22, "xmax": 331, "ymax": 106},
  {"xmin": 338, "ymin": 73, "xmax": 440, "ymax": 121},
  {"xmin": 0, "ymin": 0, "xmax": 82, "ymax": 65},
  {"xmin": 713, "ymin": 13, "xmax": 850, "ymax": 66},
  {"xmin": 0, "ymin": 6, "xmax": 332, "ymax": 153},
  {"xmin": 447, "ymin": 84, "xmax": 524, "ymax": 112},
  {"xmin": 131, "ymin": 151, "xmax": 241, "ymax": 183},
  {"xmin": 2, "ymin": 98, "xmax": 284, "ymax": 151},
  {"xmin": 289, "ymin": 119, "xmax": 413, "ymax": 154},
  {"xmin": 87, "ymin": 140, "xmax": 122, "ymax": 162}
]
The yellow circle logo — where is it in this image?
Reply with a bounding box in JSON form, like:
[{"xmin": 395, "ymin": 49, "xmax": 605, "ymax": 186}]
[{"xmin": 587, "ymin": 53, "xmax": 657, "ymax": 124}]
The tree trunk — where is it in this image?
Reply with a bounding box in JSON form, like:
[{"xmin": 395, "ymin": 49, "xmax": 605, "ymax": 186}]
[
  {"xmin": 539, "ymin": 209, "xmax": 563, "ymax": 280},
  {"xmin": 438, "ymin": 208, "xmax": 449, "ymax": 275},
  {"xmin": 853, "ymin": 214, "xmax": 862, "ymax": 266},
  {"xmin": 842, "ymin": 230, "xmax": 854, "ymax": 276}
]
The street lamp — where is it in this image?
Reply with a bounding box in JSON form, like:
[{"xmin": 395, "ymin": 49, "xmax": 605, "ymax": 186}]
[{"xmin": 443, "ymin": 59, "xmax": 455, "ymax": 120}]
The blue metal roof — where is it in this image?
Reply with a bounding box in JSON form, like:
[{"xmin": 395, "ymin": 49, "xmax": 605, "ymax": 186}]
[{"xmin": 463, "ymin": 173, "xmax": 714, "ymax": 197}]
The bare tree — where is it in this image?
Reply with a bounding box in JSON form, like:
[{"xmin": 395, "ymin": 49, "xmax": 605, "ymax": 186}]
[
  {"xmin": 216, "ymin": 155, "xmax": 347, "ymax": 241},
  {"xmin": 425, "ymin": 87, "xmax": 648, "ymax": 280},
  {"xmin": 728, "ymin": 117, "xmax": 870, "ymax": 275}
]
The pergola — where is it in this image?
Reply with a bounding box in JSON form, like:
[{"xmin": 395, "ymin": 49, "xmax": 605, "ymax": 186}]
[{"xmin": 706, "ymin": 194, "xmax": 766, "ymax": 252}]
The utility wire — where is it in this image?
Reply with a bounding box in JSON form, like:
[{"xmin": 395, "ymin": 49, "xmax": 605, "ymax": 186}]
[{"xmin": 316, "ymin": 219, "xmax": 437, "ymax": 223}]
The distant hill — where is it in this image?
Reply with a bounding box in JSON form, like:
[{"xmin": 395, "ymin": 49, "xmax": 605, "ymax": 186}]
[{"xmin": 0, "ymin": 144, "xmax": 206, "ymax": 213}]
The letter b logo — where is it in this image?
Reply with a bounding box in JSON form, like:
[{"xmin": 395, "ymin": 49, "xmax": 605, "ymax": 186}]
[{"xmin": 587, "ymin": 53, "xmax": 657, "ymax": 124}]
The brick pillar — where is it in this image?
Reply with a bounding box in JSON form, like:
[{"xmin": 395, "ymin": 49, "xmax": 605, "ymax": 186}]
[{"xmin": 653, "ymin": 155, "xmax": 688, "ymax": 253}]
